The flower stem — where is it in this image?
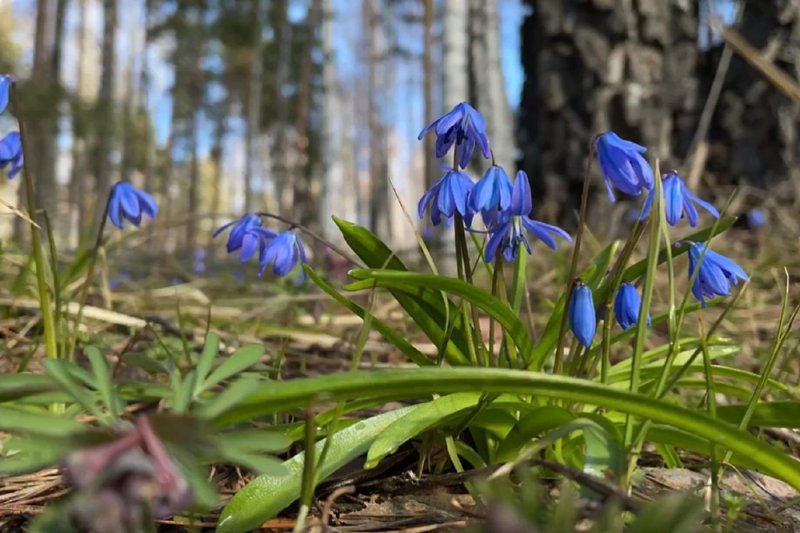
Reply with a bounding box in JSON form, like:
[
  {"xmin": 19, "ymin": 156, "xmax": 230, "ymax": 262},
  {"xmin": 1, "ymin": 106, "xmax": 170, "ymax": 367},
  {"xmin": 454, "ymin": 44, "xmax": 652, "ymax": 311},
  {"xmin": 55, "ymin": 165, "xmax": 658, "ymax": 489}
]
[
  {"xmin": 67, "ymin": 189, "xmax": 112, "ymax": 362},
  {"xmin": 10, "ymin": 82, "xmax": 58, "ymax": 361},
  {"xmin": 555, "ymin": 147, "xmax": 595, "ymax": 374}
]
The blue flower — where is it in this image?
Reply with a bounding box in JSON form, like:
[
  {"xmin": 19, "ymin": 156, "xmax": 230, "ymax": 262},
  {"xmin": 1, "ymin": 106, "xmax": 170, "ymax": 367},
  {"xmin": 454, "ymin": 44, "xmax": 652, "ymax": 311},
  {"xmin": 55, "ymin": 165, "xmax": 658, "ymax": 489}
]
[
  {"xmin": 108, "ymin": 181, "xmax": 158, "ymax": 229},
  {"xmin": 747, "ymin": 208, "xmax": 766, "ymax": 229},
  {"xmin": 418, "ymin": 167, "xmax": 474, "ymax": 226},
  {"xmin": 641, "ymin": 171, "xmax": 718, "ymax": 226},
  {"xmin": 259, "ymin": 230, "xmax": 308, "ymax": 277},
  {"xmin": 470, "ymin": 165, "xmax": 512, "ymax": 225},
  {"xmin": 0, "ymin": 131, "xmax": 23, "ymax": 179},
  {"xmin": 569, "ymin": 282, "xmax": 596, "ymax": 348},
  {"xmin": 484, "ymin": 171, "xmax": 572, "ymax": 262},
  {"xmin": 688, "ymin": 242, "xmax": 748, "ymax": 305},
  {"xmin": 595, "ymin": 131, "xmax": 654, "ymax": 202},
  {"xmin": 418, "ymin": 102, "xmax": 490, "ymax": 169},
  {"xmin": 213, "ymin": 213, "xmax": 267, "ymax": 254},
  {"xmin": 613, "ymin": 282, "xmax": 649, "ymax": 330},
  {"xmin": 0, "ymin": 75, "xmax": 12, "ymax": 115}
]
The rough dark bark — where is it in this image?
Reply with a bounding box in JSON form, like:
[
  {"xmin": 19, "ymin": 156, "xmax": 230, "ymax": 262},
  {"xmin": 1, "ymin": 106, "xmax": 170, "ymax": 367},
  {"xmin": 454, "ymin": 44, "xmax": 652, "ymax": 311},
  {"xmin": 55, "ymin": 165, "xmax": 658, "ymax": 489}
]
[
  {"xmin": 518, "ymin": 0, "xmax": 700, "ymax": 222},
  {"xmin": 701, "ymin": 2, "xmax": 800, "ymax": 201}
]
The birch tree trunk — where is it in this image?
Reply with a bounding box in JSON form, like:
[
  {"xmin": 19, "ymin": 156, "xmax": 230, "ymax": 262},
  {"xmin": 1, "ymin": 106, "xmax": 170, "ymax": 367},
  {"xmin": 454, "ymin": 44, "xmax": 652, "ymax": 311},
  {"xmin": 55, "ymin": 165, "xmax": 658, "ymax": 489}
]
[
  {"xmin": 469, "ymin": 0, "xmax": 515, "ymax": 172},
  {"xmin": 365, "ymin": 0, "xmax": 389, "ymax": 236},
  {"xmin": 68, "ymin": 0, "xmax": 90, "ymax": 244},
  {"xmin": 318, "ymin": 0, "xmax": 346, "ymax": 241},
  {"xmin": 442, "ymin": 0, "xmax": 469, "ymax": 113}
]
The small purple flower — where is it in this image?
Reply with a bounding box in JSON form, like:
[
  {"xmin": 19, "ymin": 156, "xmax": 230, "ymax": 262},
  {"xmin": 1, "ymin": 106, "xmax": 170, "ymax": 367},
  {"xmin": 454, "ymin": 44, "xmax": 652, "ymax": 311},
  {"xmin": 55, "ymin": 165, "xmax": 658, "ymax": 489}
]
[
  {"xmin": 595, "ymin": 131, "xmax": 654, "ymax": 202},
  {"xmin": 484, "ymin": 171, "xmax": 571, "ymax": 262},
  {"xmin": 688, "ymin": 242, "xmax": 748, "ymax": 306},
  {"xmin": 213, "ymin": 213, "xmax": 269, "ymax": 254},
  {"xmin": 108, "ymin": 181, "xmax": 158, "ymax": 229},
  {"xmin": 641, "ymin": 171, "xmax": 718, "ymax": 227},
  {"xmin": 0, "ymin": 131, "xmax": 23, "ymax": 179},
  {"xmin": 747, "ymin": 208, "xmax": 766, "ymax": 229},
  {"xmin": 258, "ymin": 230, "xmax": 308, "ymax": 277},
  {"xmin": 613, "ymin": 282, "xmax": 649, "ymax": 330},
  {"xmin": 418, "ymin": 102, "xmax": 490, "ymax": 169},
  {"xmin": 470, "ymin": 165, "xmax": 512, "ymax": 225},
  {"xmin": 418, "ymin": 167, "xmax": 474, "ymax": 226},
  {"xmin": 569, "ymin": 282, "xmax": 596, "ymax": 348}
]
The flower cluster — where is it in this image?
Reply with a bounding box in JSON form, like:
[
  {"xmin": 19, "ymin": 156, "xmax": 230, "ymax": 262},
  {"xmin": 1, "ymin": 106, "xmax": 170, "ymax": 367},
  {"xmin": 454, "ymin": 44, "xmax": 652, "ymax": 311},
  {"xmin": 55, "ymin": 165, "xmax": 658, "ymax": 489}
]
[
  {"xmin": 565, "ymin": 132, "xmax": 748, "ymax": 346},
  {"xmin": 214, "ymin": 214, "xmax": 308, "ymax": 278},
  {"xmin": 417, "ymin": 103, "xmax": 572, "ymax": 261}
]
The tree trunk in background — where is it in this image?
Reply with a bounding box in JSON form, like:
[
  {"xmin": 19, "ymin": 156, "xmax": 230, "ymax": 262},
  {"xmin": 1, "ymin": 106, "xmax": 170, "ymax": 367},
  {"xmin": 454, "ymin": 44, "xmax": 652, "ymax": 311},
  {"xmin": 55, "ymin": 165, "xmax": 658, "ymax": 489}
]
[
  {"xmin": 209, "ymin": 101, "xmax": 227, "ymax": 248},
  {"xmin": 186, "ymin": 37, "xmax": 204, "ymax": 251},
  {"xmin": 93, "ymin": 0, "xmax": 118, "ymax": 226},
  {"xmin": 142, "ymin": 0, "xmax": 157, "ymax": 246},
  {"xmin": 271, "ymin": 0, "xmax": 293, "ymax": 214},
  {"xmin": 422, "ymin": 0, "xmax": 436, "ymax": 191},
  {"xmin": 365, "ymin": 0, "xmax": 388, "ymax": 236},
  {"xmin": 293, "ymin": 0, "xmax": 320, "ymax": 227},
  {"xmin": 518, "ymin": 0, "xmax": 699, "ymax": 223},
  {"xmin": 469, "ymin": 0, "xmax": 514, "ymax": 173},
  {"xmin": 243, "ymin": 0, "xmax": 264, "ymax": 213},
  {"xmin": 318, "ymin": 0, "xmax": 345, "ymax": 241},
  {"xmin": 701, "ymin": 2, "xmax": 800, "ymax": 204},
  {"xmin": 69, "ymin": 0, "xmax": 91, "ymax": 244},
  {"xmin": 119, "ymin": 16, "xmax": 137, "ymax": 184},
  {"xmin": 442, "ymin": 0, "xmax": 469, "ymax": 112},
  {"xmin": 15, "ymin": 0, "xmax": 53, "ymax": 240}
]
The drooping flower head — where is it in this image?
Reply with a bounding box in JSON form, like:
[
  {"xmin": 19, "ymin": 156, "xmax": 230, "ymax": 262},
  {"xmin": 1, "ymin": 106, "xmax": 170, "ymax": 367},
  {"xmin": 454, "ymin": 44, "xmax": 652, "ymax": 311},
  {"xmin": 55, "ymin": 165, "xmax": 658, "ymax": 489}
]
[
  {"xmin": 108, "ymin": 181, "xmax": 158, "ymax": 229},
  {"xmin": 0, "ymin": 131, "xmax": 23, "ymax": 179},
  {"xmin": 613, "ymin": 282, "xmax": 650, "ymax": 331},
  {"xmin": 418, "ymin": 167, "xmax": 474, "ymax": 226},
  {"xmin": 595, "ymin": 131, "xmax": 654, "ymax": 202},
  {"xmin": 418, "ymin": 102, "xmax": 490, "ymax": 169},
  {"xmin": 747, "ymin": 208, "xmax": 766, "ymax": 230},
  {"xmin": 569, "ymin": 282, "xmax": 596, "ymax": 348},
  {"xmin": 470, "ymin": 165, "xmax": 512, "ymax": 225},
  {"xmin": 0, "ymin": 75, "xmax": 12, "ymax": 115},
  {"xmin": 687, "ymin": 242, "xmax": 748, "ymax": 306},
  {"xmin": 484, "ymin": 170, "xmax": 572, "ymax": 262},
  {"xmin": 258, "ymin": 230, "xmax": 308, "ymax": 277},
  {"xmin": 213, "ymin": 213, "xmax": 265, "ymax": 253},
  {"xmin": 641, "ymin": 171, "xmax": 719, "ymax": 227}
]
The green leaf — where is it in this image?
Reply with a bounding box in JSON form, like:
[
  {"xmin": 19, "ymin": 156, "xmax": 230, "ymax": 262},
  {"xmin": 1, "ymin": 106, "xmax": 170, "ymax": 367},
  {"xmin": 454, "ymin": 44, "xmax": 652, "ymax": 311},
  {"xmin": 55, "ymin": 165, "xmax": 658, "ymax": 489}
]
[
  {"xmin": 197, "ymin": 376, "xmax": 264, "ymax": 421},
  {"xmin": 85, "ymin": 346, "xmax": 120, "ymax": 418},
  {"xmin": 346, "ymin": 270, "xmax": 534, "ymax": 367},
  {"xmin": 194, "ymin": 332, "xmax": 221, "ymax": 395},
  {"xmin": 42, "ymin": 359, "xmax": 104, "ymax": 420},
  {"xmin": 0, "ymin": 373, "xmax": 57, "ymax": 403},
  {"xmin": 305, "ymin": 266, "xmax": 433, "ymax": 367},
  {"xmin": 218, "ymin": 429, "xmax": 291, "ymax": 453},
  {"xmin": 366, "ymin": 393, "xmax": 482, "ymax": 467},
  {"xmin": 217, "ymin": 404, "xmax": 418, "ymax": 533},
  {"xmin": 628, "ymin": 492, "xmax": 704, "ymax": 533},
  {"xmin": 215, "ymin": 367, "xmax": 800, "ymax": 491},
  {"xmin": 199, "ymin": 344, "xmax": 265, "ymax": 392},
  {"xmin": 0, "ymin": 406, "xmax": 82, "ymax": 436},
  {"xmin": 333, "ymin": 216, "xmax": 470, "ymax": 365}
]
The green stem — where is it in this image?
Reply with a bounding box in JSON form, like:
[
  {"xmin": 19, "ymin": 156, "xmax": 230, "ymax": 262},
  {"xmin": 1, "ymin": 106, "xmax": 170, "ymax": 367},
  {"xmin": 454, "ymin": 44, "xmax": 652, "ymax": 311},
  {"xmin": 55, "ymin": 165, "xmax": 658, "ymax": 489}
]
[
  {"xmin": 11, "ymin": 82, "xmax": 58, "ymax": 361},
  {"xmin": 67, "ymin": 189, "xmax": 112, "ymax": 361},
  {"xmin": 556, "ymin": 146, "xmax": 595, "ymax": 375}
]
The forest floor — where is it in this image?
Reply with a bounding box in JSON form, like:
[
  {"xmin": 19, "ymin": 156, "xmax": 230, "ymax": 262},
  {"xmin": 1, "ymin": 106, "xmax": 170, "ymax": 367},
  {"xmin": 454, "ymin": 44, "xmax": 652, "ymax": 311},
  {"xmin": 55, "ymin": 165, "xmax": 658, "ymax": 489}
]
[{"xmin": 1, "ymin": 221, "xmax": 799, "ymax": 532}]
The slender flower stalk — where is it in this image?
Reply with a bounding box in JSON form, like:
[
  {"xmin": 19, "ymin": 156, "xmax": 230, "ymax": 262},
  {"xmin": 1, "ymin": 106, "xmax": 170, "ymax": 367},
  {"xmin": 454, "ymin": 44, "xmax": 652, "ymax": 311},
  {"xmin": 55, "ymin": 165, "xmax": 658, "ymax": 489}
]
[{"xmin": 9, "ymin": 81, "xmax": 58, "ymax": 361}]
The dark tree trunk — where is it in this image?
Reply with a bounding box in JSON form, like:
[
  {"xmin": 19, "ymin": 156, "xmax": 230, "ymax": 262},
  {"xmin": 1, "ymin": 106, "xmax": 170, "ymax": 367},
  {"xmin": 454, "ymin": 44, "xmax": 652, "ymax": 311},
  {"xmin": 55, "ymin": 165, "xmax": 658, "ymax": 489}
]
[
  {"xmin": 92, "ymin": 0, "xmax": 118, "ymax": 226},
  {"xmin": 518, "ymin": 0, "xmax": 700, "ymax": 223},
  {"xmin": 701, "ymin": 2, "xmax": 800, "ymax": 203}
]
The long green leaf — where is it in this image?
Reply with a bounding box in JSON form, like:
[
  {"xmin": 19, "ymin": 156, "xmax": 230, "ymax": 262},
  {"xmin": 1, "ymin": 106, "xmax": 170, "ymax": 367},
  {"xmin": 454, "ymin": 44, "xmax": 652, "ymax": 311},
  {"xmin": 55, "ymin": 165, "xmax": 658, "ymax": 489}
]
[
  {"xmin": 305, "ymin": 266, "xmax": 432, "ymax": 366},
  {"xmin": 199, "ymin": 344, "xmax": 265, "ymax": 392},
  {"xmin": 346, "ymin": 270, "xmax": 535, "ymax": 367},
  {"xmin": 334, "ymin": 216, "xmax": 471, "ymax": 364},
  {"xmin": 217, "ymin": 404, "xmax": 418, "ymax": 533},
  {"xmin": 215, "ymin": 367, "xmax": 800, "ymax": 491}
]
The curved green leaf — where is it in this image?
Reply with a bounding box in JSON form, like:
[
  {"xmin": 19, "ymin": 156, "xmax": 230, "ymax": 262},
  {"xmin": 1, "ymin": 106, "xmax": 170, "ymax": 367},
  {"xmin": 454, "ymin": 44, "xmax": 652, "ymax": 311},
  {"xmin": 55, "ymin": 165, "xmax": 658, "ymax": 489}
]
[{"xmin": 217, "ymin": 404, "xmax": 419, "ymax": 533}]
